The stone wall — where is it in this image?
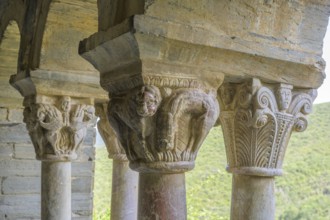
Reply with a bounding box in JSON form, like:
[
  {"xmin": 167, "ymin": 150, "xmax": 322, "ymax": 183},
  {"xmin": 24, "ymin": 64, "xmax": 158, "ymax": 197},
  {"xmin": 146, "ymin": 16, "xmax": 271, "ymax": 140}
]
[{"xmin": 0, "ymin": 106, "xmax": 96, "ymax": 220}]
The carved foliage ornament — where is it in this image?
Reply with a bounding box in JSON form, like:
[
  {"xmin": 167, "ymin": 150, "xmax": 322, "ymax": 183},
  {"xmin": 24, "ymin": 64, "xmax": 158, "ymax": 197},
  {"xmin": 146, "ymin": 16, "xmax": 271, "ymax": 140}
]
[
  {"xmin": 23, "ymin": 96, "xmax": 95, "ymax": 161},
  {"xmin": 219, "ymin": 79, "xmax": 316, "ymax": 176},
  {"xmin": 108, "ymin": 85, "xmax": 219, "ymax": 173}
]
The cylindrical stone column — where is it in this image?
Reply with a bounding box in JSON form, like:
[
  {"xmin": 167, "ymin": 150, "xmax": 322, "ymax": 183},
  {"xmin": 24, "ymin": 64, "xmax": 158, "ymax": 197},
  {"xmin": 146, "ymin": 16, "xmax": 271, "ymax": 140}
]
[
  {"xmin": 23, "ymin": 95, "xmax": 95, "ymax": 220},
  {"xmin": 111, "ymin": 159, "xmax": 139, "ymax": 220},
  {"xmin": 81, "ymin": 41, "xmax": 221, "ymax": 219},
  {"xmin": 41, "ymin": 161, "xmax": 71, "ymax": 220},
  {"xmin": 230, "ymin": 174, "xmax": 275, "ymax": 220},
  {"xmin": 138, "ymin": 173, "xmax": 186, "ymax": 220},
  {"xmin": 95, "ymin": 103, "xmax": 139, "ymax": 219},
  {"xmin": 219, "ymin": 80, "xmax": 316, "ymax": 220}
]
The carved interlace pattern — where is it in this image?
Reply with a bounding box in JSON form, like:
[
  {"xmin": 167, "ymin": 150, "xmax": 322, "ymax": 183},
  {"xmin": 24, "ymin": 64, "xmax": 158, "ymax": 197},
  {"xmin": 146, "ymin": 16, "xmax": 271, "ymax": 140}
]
[
  {"xmin": 23, "ymin": 96, "xmax": 95, "ymax": 161},
  {"xmin": 219, "ymin": 79, "xmax": 316, "ymax": 176},
  {"xmin": 108, "ymin": 85, "xmax": 219, "ymax": 173}
]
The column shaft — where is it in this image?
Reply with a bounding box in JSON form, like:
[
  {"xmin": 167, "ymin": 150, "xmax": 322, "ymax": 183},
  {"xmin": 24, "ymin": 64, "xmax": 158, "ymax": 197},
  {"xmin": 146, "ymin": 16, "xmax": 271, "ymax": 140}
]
[
  {"xmin": 138, "ymin": 173, "xmax": 187, "ymax": 220},
  {"xmin": 111, "ymin": 160, "xmax": 138, "ymax": 220},
  {"xmin": 231, "ymin": 174, "xmax": 275, "ymax": 220},
  {"xmin": 41, "ymin": 161, "xmax": 71, "ymax": 220}
]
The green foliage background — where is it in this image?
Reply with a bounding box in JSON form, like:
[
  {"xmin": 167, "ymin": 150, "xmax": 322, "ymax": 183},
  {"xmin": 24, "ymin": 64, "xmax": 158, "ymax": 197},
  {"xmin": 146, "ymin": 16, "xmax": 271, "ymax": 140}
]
[{"xmin": 93, "ymin": 103, "xmax": 330, "ymax": 220}]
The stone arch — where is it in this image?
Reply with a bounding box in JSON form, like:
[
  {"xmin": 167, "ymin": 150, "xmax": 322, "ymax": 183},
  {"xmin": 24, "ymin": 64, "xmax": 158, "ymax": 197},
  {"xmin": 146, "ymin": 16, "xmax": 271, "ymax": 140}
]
[
  {"xmin": 39, "ymin": 0, "xmax": 99, "ymax": 72},
  {"xmin": 0, "ymin": 20, "xmax": 23, "ymax": 106},
  {"xmin": 0, "ymin": 0, "xmax": 25, "ymax": 45}
]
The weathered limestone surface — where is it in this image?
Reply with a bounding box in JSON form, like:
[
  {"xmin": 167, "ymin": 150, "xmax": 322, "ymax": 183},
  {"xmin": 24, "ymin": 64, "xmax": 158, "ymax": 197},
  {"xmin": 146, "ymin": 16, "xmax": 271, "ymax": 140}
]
[
  {"xmin": 1, "ymin": 0, "xmax": 329, "ymax": 219},
  {"xmin": 21, "ymin": 95, "xmax": 96, "ymax": 219},
  {"xmin": 0, "ymin": 22, "xmax": 23, "ymax": 107},
  {"xmin": 23, "ymin": 95, "xmax": 96, "ymax": 161},
  {"xmin": 218, "ymin": 78, "xmax": 316, "ymax": 219},
  {"xmin": 0, "ymin": 106, "xmax": 96, "ymax": 219},
  {"xmin": 0, "ymin": 1, "xmax": 114, "ymax": 220},
  {"xmin": 81, "ymin": 13, "xmax": 223, "ymax": 217},
  {"xmin": 138, "ymin": 173, "xmax": 186, "ymax": 220},
  {"xmin": 0, "ymin": 0, "xmax": 105, "ymax": 104},
  {"xmin": 81, "ymin": 0, "xmax": 330, "ymax": 90},
  {"xmin": 95, "ymin": 103, "xmax": 127, "ymax": 160},
  {"xmin": 95, "ymin": 103, "xmax": 139, "ymax": 220},
  {"xmin": 231, "ymin": 175, "xmax": 275, "ymax": 220},
  {"xmin": 138, "ymin": 0, "xmax": 329, "ymax": 61},
  {"xmin": 111, "ymin": 160, "xmax": 139, "ymax": 220},
  {"xmin": 219, "ymin": 78, "xmax": 316, "ymax": 176},
  {"xmin": 0, "ymin": 2, "xmax": 102, "ymax": 217},
  {"xmin": 41, "ymin": 162, "xmax": 71, "ymax": 220},
  {"xmin": 40, "ymin": 0, "xmax": 98, "ymax": 73}
]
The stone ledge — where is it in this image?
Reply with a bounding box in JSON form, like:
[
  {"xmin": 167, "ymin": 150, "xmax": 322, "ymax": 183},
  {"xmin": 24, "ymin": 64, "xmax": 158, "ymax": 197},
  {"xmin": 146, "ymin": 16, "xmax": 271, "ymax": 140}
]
[{"xmin": 80, "ymin": 29, "xmax": 324, "ymax": 90}]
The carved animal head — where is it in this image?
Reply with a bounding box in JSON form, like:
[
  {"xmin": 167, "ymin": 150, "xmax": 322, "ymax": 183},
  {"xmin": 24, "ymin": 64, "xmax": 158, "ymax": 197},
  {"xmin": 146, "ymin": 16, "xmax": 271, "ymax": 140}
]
[{"xmin": 134, "ymin": 86, "xmax": 162, "ymax": 117}]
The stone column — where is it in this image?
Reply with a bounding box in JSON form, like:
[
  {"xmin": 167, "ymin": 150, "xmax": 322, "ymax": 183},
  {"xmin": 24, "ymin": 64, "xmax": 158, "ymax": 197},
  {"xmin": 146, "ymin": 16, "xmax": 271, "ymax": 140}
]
[
  {"xmin": 79, "ymin": 17, "xmax": 223, "ymax": 219},
  {"xmin": 105, "ymin": 83, "xmax": 220, "ymax": 220},
  {"xmin": 138, "ymin": 173, "xmax": 186, "ymax": 220},
  {"xmin": 95, "ymin": 103, "xmax": 138, "ymax": 220},
  {"xmin": 41, "ymin": 161, "xmax": 71, "ymax": 219},
  {"xmin": 219, "ymin": 78, "xmax": 316, "ymax": 220},
  {"xmin": 23, "ymin": 95, "xmax": 95, "ymax": 220}
]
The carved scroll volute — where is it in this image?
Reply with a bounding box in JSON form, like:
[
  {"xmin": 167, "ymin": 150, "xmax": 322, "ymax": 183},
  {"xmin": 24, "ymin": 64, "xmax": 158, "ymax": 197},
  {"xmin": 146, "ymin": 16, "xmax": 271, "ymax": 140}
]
[
  {"xmin": 108, "ymin": 85, "xmax": 220, "ymax": 173},
  {"xmin": 219, "ymin": 79, "xmax": 316, "ymax": 177},
  {"xmin": 23, "ymin": 96, "xmax": 96, "ymax": 161},
  {"xmin": 95, "ymin": 103, "xmax": 127, "ymax": 161}
]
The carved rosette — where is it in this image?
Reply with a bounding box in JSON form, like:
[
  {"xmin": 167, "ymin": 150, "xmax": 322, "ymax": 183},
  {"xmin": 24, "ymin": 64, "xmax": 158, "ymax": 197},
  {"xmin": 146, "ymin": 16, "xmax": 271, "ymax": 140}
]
[
  {"xmin": 23, "ymin": 96, "xmax": 96, "ymax": 161},
  {"xmin": 108, "ymin": 79, "xmax": 220, "ymax": 173},
  {"xmin": 95, "ymin": 103, "xmax": 127, "ymax": 161},
  {"xmin": 219, "ymin": 79, "xmax": 316, "ymax": 176}
]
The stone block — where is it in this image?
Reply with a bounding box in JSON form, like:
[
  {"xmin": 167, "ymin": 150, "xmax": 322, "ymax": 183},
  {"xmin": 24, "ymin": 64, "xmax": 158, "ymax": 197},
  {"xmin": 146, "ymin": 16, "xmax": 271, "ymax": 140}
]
[
  {"xmin": 0, "ymin": 195, "xmax": 40, "ymax": 218},
  {"xmin": 8, "ymin": 108, "xmax": 24, "ymax": 123},
  {"xmin": 72, "ymin": 176, "xmax": 93, "ymax": 193},
  {"xmin": 14, "ymin": 144, "xmax": 36, "ymax": 160},
  {"xmin": 0, "ymin": 159, "xmax": 41, "ymax": 177},
  {"xmin": 0, "ymin": 143, "xmax": 13, "ymax": 159},
  {"xmin": 72, "ymin": 161, "xmax": 94, "ymax": 177},
  {"xmin": 0, "ymin": 107, "xmax": 8, "ymax": 122},
  {"xmin": 0, "ymin": 123, "xmax": 30, "ymax": 143},
  {"xmin": 2, "ymin": 176, "xmax": 40, "ymax": 194}
]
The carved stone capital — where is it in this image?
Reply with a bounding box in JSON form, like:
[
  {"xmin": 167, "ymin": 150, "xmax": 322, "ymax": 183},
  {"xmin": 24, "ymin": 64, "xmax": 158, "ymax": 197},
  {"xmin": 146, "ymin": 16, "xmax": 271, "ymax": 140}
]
[
  {"xmin": 95, "ymin": 103, "xmax": 127, "ymax": 161},
  {"xmin": 109, "ymin": 83, "xmax": 219, "ymax": 173},
  {"xmin": 23, "ymin": 95, "xmax": 96, "ymax": 161},
  {"xmin": 219, "ymin": 79, "xmax": 316, "ymax": 176}
]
